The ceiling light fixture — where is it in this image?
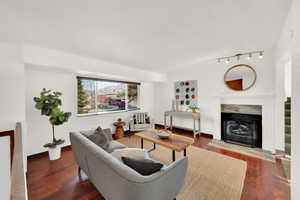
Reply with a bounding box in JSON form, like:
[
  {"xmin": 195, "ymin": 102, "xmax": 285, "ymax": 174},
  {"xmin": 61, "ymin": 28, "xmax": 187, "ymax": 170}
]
[{"xmin": 216, "ymin": 50, "xmax": 264, "ymax": 64}]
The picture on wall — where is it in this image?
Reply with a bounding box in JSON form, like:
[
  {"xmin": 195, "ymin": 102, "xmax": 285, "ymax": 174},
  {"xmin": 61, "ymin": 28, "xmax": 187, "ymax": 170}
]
[{"xmin": 174, "ymin": 80, "xmax": 198, "ymax": 108}]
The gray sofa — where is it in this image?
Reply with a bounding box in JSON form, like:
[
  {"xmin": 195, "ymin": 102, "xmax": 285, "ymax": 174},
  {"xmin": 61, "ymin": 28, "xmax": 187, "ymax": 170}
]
[{"xmin": 70, "ymin": 131, "xmax": 188, "ymax": 200}]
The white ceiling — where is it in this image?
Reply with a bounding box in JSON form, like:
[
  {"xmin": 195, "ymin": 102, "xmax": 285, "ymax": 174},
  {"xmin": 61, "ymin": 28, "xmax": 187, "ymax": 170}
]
[{"xmin": 4, "ymin": 0, "xmax": 292, "ymax": 72}]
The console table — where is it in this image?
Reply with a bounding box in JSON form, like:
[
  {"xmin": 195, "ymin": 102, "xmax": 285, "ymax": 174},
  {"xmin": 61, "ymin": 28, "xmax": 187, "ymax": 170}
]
[{"xmin": 164, "ymin": 111, "xmax": 201, "ymax": 138}]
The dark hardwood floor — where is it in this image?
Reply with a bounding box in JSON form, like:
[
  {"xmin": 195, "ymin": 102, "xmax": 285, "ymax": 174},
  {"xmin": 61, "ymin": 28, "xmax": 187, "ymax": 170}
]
[{"xmin": 27, "ymin": 128, "xmax": 290, "ymax": 200}]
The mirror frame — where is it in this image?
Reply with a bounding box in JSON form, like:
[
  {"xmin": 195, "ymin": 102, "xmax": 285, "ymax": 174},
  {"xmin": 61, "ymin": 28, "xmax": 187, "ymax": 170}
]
[{"xmin": 224, "ymin": 64, "xmax": 257, "ymax": 91}]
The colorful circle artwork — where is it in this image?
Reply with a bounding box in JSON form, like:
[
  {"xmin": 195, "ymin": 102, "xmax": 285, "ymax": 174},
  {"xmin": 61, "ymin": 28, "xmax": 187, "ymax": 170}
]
[{"xmin": 175, "ymin": 80, "xmax": 197, "ymax": 109}]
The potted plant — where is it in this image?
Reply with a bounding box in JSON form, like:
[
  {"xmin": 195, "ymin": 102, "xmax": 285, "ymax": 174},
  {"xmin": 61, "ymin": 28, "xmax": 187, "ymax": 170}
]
[
  {"xmin": 188, "ymin": 105, "xmax": 199, "ymax": 113},
  {"xmin": 33, "ymin": 88, "xmax": 72, "ymax": 160}
]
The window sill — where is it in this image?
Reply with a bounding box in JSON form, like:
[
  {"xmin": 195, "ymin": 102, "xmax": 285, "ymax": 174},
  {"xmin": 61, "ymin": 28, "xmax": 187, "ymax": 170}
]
[{"xmin": 76, "ymin": 108, "xmax": 141, "ymax": 117}]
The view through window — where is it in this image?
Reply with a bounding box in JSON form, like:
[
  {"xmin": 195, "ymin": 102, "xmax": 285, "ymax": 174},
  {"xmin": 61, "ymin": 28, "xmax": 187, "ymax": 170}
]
[{"xmin": 77, "ymin": 77, "xmax": 140, "ymax": 114}]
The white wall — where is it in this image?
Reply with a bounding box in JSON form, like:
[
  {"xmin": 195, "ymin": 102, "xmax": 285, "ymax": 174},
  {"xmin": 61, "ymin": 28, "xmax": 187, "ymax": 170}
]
[
  {"xmin": 154, "ymin": 49, "xmax": 276, "ymax": 151},
  {"xmin": 23, "ymin": 45, "xmax": 166, "ymax": 83},
  {"xmin": 290, "ymin": 1, "xmax": 300, "ymax": 200},
  {"xmin": 0, "ymin": 43, "xmax": 25, "ymax": 131},
  {"xmin": 0, "ymin": 137, "xmax": 11, "ymax": 200},
  {"xmin": 0, "ymin": 42, "xmax": 27, "ymax": 200},
  {"xmin": 274, "ymin": 5, "xmax": 293, "ymax": 151},
  {"xmin": 25, "ymin": 66, "xmax": 155, "ymax": 155}
]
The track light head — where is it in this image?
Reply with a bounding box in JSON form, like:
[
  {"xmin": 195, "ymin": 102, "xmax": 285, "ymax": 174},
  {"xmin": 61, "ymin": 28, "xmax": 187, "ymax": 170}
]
[
  {"xmin": 259, "ymin": 51, "xmax": 263, "ymax": 59},
  {"xmin": 225, "ymin": 58, "xmax": 230, "ymax": 64},
  {"xmin": 247, "ymin": 53, "xmax": 252, "ymax": 60}
]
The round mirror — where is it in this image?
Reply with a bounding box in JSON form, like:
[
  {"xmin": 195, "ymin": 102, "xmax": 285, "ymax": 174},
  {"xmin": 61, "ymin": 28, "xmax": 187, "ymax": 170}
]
[{"xmin": 224, "ymin": 64, "xmax": 257, "ymax": 91}]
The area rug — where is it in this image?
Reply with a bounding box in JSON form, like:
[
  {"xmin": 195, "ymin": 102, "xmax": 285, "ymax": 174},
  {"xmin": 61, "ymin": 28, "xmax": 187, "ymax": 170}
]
[
  {"xmin": 118, "ymin": 136, "xmax": 247, "ymax": 200},
  {"xmin": 208, "ymin": 139, "xmax": 275, "ymax": 162}
]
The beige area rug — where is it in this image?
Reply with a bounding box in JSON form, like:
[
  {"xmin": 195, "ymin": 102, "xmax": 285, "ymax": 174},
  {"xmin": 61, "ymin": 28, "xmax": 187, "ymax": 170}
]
[
  {"xmin": 118, "ymin": 136, "xmax": 247, "ymax": 200},
  {"xmin": 208, "ymin": 139, "xmax": 276, "ymax": 162}
]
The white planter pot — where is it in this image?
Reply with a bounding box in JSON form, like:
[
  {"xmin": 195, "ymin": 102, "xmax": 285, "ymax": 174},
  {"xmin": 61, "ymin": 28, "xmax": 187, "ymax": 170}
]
[{"xmin": 48, "ymin": 146, "xmax": 61, "ymax": 160}]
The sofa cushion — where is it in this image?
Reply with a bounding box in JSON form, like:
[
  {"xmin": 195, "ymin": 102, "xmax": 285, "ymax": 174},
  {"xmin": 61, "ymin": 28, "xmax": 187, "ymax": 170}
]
[
  {"xmin": 102, "ymin": 128, "xmax": 113, "ymax": 142},
  {"xmin": 106, "ymin": 141, "xmax": 126, "ymax": 153},
  {"xmin": 111, "ymin": 148, "xmax": 149, "ymax": 160},
  {"xmin": 121, "ymin": 156, "xmax": 164, "ymax": 176},
  {"xmin": 83, "ymin": 127, "xmax": 110, "ymax": 150}
]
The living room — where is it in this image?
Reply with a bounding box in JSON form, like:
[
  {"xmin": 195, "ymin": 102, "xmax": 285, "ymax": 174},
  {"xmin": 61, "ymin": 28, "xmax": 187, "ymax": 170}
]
[{"xmin": 1, "ymin": 0, "xmax": 300, "ymax": 200}]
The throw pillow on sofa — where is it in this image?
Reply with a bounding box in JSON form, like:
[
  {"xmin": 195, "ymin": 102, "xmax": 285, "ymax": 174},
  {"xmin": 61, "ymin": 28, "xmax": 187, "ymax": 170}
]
[
  {"xmin": 82, "ymin": 126, "xmax": 110, "ymax": 150},
  {"xmin": 121, "ymin": 156, "xmax": 163, "ymax": 176}
]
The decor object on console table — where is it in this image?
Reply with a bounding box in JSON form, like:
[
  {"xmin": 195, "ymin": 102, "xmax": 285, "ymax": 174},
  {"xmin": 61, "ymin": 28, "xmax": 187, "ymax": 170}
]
[
  {"xmin": 113, "ymin": 118, "xmax": 126, "ymax": 139},
  {"xmin": 188, "ymin": 104, "xmax": 199, "ymax": 113},
  {"xmin": 164, "ymin": 111, "xmax": 201, "ymax": 138},
  {"xmin": 129, "ymin": 112, "xmax": 154, "ymax": 132},
  {"xmin": 33, "ymin": 88, "xmax": 72, "ymax": 160}
]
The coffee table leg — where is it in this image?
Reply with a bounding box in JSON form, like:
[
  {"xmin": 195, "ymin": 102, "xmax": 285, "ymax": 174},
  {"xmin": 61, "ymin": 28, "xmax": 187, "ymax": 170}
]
[
  {"xmin": 172, "ymin": 150, "xmax": 175, "ymax": 162},
  {"xmin": 141, "ymin": 138, "xmax": 144, "ymax": 149},
  {"xmin": 184, "ymin": 149, "xmax": 187, "ymax": 157},
  {"xmin": 148, "ymin": 143, "xmax": 156, "ymax": 152}
]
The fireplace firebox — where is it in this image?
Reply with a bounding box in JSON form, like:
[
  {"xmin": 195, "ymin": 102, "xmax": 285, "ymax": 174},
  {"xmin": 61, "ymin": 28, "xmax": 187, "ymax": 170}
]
[{"xmin": 221, "ymin": 112, "xmax": 262, "ymax": 148}]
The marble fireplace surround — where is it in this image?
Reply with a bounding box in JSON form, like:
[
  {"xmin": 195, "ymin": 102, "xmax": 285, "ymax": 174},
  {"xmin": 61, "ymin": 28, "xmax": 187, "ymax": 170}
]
[
  {"xmin": 215, "ymin": 94, "xmax": 275, "ymax": 153},
  {"xmin": 221, "ymin": 104, "xmax": 262, "ymax": 115}
]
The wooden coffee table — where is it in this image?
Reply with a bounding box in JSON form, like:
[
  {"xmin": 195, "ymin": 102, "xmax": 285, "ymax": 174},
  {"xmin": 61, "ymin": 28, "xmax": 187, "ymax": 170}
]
[{"xmin": 135, "ymin": 129, "xmax": 193, "ymax": 162}]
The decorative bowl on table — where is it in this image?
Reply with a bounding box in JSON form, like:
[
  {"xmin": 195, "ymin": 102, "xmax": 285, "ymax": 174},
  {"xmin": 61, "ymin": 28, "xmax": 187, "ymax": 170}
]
[{"xmin": 156, "ymin": 130, "xmax": 171, "ymax": 139}]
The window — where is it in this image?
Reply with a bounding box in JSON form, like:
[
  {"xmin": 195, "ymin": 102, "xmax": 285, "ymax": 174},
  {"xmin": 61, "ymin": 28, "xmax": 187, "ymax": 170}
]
[{"xmin": 77, "ymin": 77, "xmax": 140, "ymax": 115}]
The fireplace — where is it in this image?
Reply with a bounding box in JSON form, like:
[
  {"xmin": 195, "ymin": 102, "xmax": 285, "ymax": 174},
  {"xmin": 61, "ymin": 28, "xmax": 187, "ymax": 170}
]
[{"xmin": 221, "ymin": 104, "xmax": 262, "ymax": 148}]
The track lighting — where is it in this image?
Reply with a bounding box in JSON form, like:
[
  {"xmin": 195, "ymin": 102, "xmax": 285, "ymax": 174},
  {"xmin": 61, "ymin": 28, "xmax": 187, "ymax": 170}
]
[{"xmin": 216, "ymin": 50, "xmax": 264, "ymax": 63}]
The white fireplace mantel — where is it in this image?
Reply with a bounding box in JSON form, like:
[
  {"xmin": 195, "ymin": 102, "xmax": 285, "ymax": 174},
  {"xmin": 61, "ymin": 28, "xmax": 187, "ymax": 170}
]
[{"xmin": 213, "ymin": 93, "xmax": 276, "ymax": 153}]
